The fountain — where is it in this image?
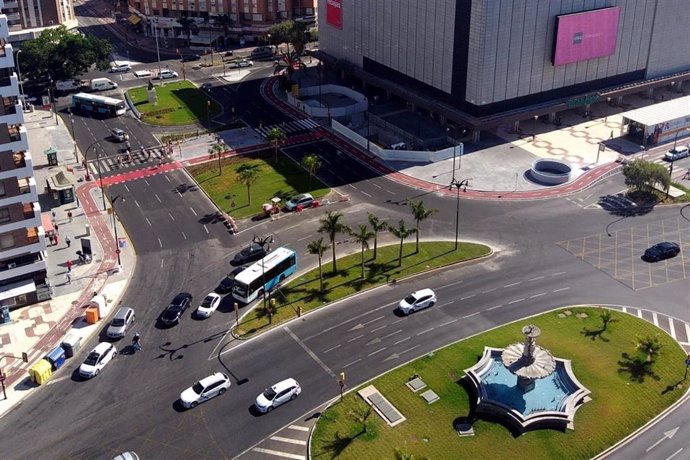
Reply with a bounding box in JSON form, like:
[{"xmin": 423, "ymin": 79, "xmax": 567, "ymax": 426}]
[{"xmin": 463, "ymin": 325, "xmax": 591, "ymax": 433}]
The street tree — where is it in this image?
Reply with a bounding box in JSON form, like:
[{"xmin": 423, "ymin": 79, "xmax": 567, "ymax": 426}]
[
  {"xmin": 269, "ymin": 20, "xmax": 308, "ymax": 78},
  {"xmin": 235, "ymin": 163, "xmax": 260, "ymax": 205},
  {"xmin": 266, "ymin": 128, "xmax": 286, "ymax": 163},
  {"xmin": 20, "ymin": 26, "xmax": 112, "ymax": 81},
  {"xmin": 350, "ymin": 224, "xmax": 374, "ymax": 279},
  {"xmin": 408, "ymin": 199, "xmax": 437, "ymax": 253},
  {"xmin": 623, "ymin": 159, "xmax": 670, "ymax": 194},
  {"xmin": 212, "ymin": 14, "xmax": 234, "ymax": 46},
  {"xmin": 208, "ymin": 140, "xmax": 226, "ymax": 174},
  {"xmin": 318, "ymin": 211, "xmax": 350, "ymax": 273},
  {"xmin": 300, "ymin": 153, "xmax": 322, "ymax": 186},
  {"xmin": 177, "ymin": 17, "xmax": 198, "ymax": 46},
  {"xmin": 307, "ymin": 237, "xmax": 329, "ymax": 293},
  {"xmin": 388, "ymin": 220, "xmax": 416, "ymax": 267},
  {"xmin": 367, "ymin": 213, "xmax": 388, "ymax": 260}
]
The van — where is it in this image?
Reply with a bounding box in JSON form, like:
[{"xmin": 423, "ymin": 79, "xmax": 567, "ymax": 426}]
[
  {"xmin": 90, "ymin": 78, "xmax": 118, "ymax": 92},
  {"xmin": 664, "ymin": 145, "xmax": 690, "ymax": 162},
  {"xmin": 250, "ymin": 46, "xmax": 274, "ymax": 60}
]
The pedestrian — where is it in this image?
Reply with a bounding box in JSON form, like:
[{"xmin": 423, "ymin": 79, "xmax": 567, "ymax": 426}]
[
  {"xmin": 66, "ymin": 236, "xmax": 71, "ymax": 248},
  {"xmin": 54, "ymin": 222, "xmax": 59, "ymax": 234},
  {"xmin": 610, "ymin": 130, "xmax": 614, "ymax": 139},
  {"xmin": 66, "ymin": 272, "xmax": 71, "ymax": 284},
  {"xmin": 67, "ymin": 210, "xmax": 73, "ymax": 222},
  {"xmin": 54, "ymin": 234, "xmax": 59, "ymax": 246},
  {"xmin": 147, "ymin": 149, "xmax": 151, "ymax": 160},
  {"xmin": 51, "ymin": 210, "xmax": 56, "ymax": 221},
  {"xmin": 66, "ymin": 259, "xmax": 73, "ymax": 273}
]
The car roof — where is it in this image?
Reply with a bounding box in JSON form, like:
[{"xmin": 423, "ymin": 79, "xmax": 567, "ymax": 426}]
[
  {"xmin": 657, "ymin": 241, "xmax": 678, "ymax": 248},
  {"xmin": 199, "ymin": 372, "xmax": 228, "ymax": 386},
  {"xmin": 113, "ymin": 306, "xmax": 133, "ymax": 318},
  {"xmin": 291, "ymin": 193, "xmax": 313, "ymax": 200},
  {"xmin": 411, "ymin": 288, "xmax": 435, "ymax": 297},
  {"xmin": 172, "ymin": 292, "xmax": 191, "ymax": 302},
  {"xmin": 272, "ymin": 377, "xmax": 298, "ymax": 392},
  {"xmin": 93, "ymin": 342, "xmax": 112, "ymax": 354}
]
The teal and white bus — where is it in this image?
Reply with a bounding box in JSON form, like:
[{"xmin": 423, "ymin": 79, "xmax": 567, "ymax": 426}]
[{"xmin": 232, "ymin": 247, "xmax": 297, "ymax": 304}]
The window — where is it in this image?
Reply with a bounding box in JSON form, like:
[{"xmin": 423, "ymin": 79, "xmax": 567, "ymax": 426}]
[
  {"xmin": 0, "ymin": 233, "xmax": 14, "ymax": 248},
  {"xmin": 0, "ymin": 182, "xmax": 5, "ymax": 196},
  {"xmin": 0, "ymin": 208, "xmax": 9, "ymax": 223}
]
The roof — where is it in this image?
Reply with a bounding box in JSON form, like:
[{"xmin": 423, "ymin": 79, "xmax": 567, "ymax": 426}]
[{"xmin": 620, "ymin": 95, "xmax": 690, "ymax": 126}]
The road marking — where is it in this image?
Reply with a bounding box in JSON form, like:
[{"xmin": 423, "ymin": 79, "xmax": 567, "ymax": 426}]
[
  {"xmin": 504, "ymin": 282, "xmax": 521, "ymax": 288},
  {"xmin": 653, "ymin": 312, "xmax": 659, "ymax": 327},
  {"xmin": 552, "ymin": 287, "xmax": 570, "ymax": 293},
  {"xmin": 487, "ymin": 305, "xmax": 504, "ymax": 311},
  {"xmin": 362, "ymin": 315, "xmax": 384, "ymax": 326},
  {"xmin": 347, "ymin": 334, "xmax": 364, "ymax": 342},
  {"xmin": 392, "ymin": 318, "xmax": 406, "ymax": 324},
  {"xmin": 370, "ymin": 325, "xmax": 387, "ymax": 333},
  {"xmin": 529, "ymin": 292, "xmax": 546, "ymax": 298},
  {"xmin": 463, "ymin": 312, "xmax": 480, "ymax": 319},
  {"xmin": 528, "ymin": 276, "xmax": 545, "ymax": 281},
  {"xmin": 446, "ymin": 279, "xmax": 464, "ymax": 288},
  {"xmin": 323, "ymin": 344, "xmax": 341, "ymax": 354},
  {"xmin": 252, "ymin": 448, "xmax": 304, "ymax": 460},
  {"xmin": 302, "ymin": 303, "xmax": 396, "ymax": 341},
  {"xmin": 666, "ymin": 448, "xmax": 683, "ymax": 460},
  {"xmin": 508, "ymin": 298, "xmax": 525, "ymax": 305},
  {"xmin": 270, "ymin": 436, "xmax": 307, "ymax": 446},
  {"xmin": 168, "ymin": 212, "xmax": 175, "ymax": 221},
  {"xmin": 157, "ymin": 238, "xmax": 162, "ymax": 248},
  {"xmin": 144, "ymin": 179, "xmax": 151, "ymax": 187},
  {"xmin": 361, "ymin": 190, "xmax": 372, "ymax": 197},
  {"xmin": 551, "ymin": 272, "xmax": 566, "ymax": 276},
  {"xmin": 439, "ymin": 318, "xmax": 459, "ymax": 327},
  {"xmin": 460, "ymin": 295, "xmax": 475, "ymax": 301},
  {"xmin": 145, "ymin": 217, "xmax": 152, "ymax": 227},
  {"xmin": 160, "ymin": 259, "xmax": 164, "ymax": 268},
  {"xmin": 134, "ymin": 199, "xmax": 140, "ymax": 208},
  {"xmin": 382, "ymin": 329, "xmax": 403, "ymax": 339},
  {"xmin": 417, "ymin": 327, "xmax": 434, "ymax": 336},
  {"xmin": 481, "ymin": 288, "xmax": 496, "ymax": 294},
  {"xmin": 155, "ymin": 193, "xmax": 162, "ymax": 203},
  {"xmin": 181, "ymin": 232, "xmax": 187, "ymax": 240},
  {"xmin": 371, "ymin": 182, "xmax": 383, "ymax": 189},
  {"xmin": 204, "ymin": 225, "xmax": 209, "ymax": 234},
  {"xmin": 284, "ymin": 326, "xmax": 335, "ymax": 378},
  {"xmin": 124, "ymin": 184, "xmax": 130, "ymax": 192},
  {"xmin": 685, "ymin": 323, "xmax": 690, "ymax": 342},
  {"xmin": 368, "ymin": 347, "xmax": 387, "ymax": 357},
  {"xmin": 399, "ymin": 345, "xmax": 420, "ymax": 356},
  {"xmin": 288, "ymin": 425, "xmax": 310, "ymax": 432},
  {"xmin": 669, "ymin": 318, "xmax": 676, "ymax": 339},
  {"xmin": 342, "ymin": 358, "xmax": 361, "ymax": 369},
  {"xmin": 436, "ymin": 301, "xmax": 453, "ymax": 309},
  {"xmin": 189, "ymin": 207, "xmax": 197, "ymax": 216},
  {"xmin": 297, "ymin": 234, "xmax": 313, "ymax": 242},
  {"xmin": 165, "ymin": 175, "xmax": 171, "ymax": 182},
  {"xmin": 394, "ymin": 336, "xmax": 411, "ymax": 345}
]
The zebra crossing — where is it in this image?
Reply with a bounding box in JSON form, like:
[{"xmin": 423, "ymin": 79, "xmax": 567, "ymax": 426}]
[
  {"xmin": 87, "ymin": 148, "xmax": 169, "ymax": 177},
  {"xmin": 255, "ymin": 119, "xmax": 320, "ymax": 138},
  {"xmin": 615, "ymin": 306, "xmax": 690, "ymax": 349}
]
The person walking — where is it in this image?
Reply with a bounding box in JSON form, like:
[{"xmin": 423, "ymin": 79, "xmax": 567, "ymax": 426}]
[
  {"xmin": 54, "ymin": 234, "xmax": 59, "ymax": 246},
  {"xmin": 67, "ymin": 210, "xmax": 73, "ymax": 223},
  {"xmin": 51, "ymin": 210, "xmax": 56, "ymax": 221},
  {"xmin": 66, "ymin": 272, "xmax": 72, "ymax": 284},
  {"xmin": 66, "ymin": 259, "xmax": 73, "ymax": 273},
  {"xmin": 66, "ymin": 236, "xmax": 71, "ymax": 248},
  {"xmin": 54, "ymin": 222, "xmax": 59, "ymax": 234}
]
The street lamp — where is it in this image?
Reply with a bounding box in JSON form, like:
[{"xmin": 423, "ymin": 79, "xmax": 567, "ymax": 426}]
[
  {"xmin": 253, "ymin": 234, "xmax": 274, "ymax": 309},
  {"xmin": 153, "ymin": 19, "xmax": 163, "ymax": 82},
  {"xmin": 446, "ymin": 126, "xmax": 465, "ymax": 182},
  {"xmin": 605, "ymin": 97, "xmax": 611, "ymax": 122},
  {"xmin": 110, "ymin": 194, "xmax": 125, "ymax": 268},
  {"xmin": 14, "ymin": 49, "xmax": 25, "ymax": 102},
  {"xmin": 532, "ymin": 115, "xmax": 538, "ymax": 141},
  {"xmin": 84, "ymin": 140, "xmax": 107, "ymax": 211},
  {"xmin": 449, "ymin": 178, "xmax": 470, "ymax": 251},
  {"xmin": 68, "ymin": 108, "xmax": 78, "ymax": 163},
  {"xmin": 672, "ymin": 127, "xmax": 690, "ymax": 151}
]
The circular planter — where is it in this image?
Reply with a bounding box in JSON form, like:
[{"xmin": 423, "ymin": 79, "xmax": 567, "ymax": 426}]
[{"xmin": 530, "ymin": 159, "xmax": 572, "ymax": 185}]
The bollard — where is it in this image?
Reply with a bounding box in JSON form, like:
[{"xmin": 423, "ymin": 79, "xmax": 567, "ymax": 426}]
[{"xmin": 85, "ymin": 223, "xmax": 90, "ymax": 236}]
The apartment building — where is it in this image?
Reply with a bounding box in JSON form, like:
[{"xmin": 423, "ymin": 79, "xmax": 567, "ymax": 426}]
[
  {"xmin": 0, "ymin": 0, "xmax": 49, "ymax": 311},
  {"xmin": 2, "ymin": 0, "xmax": 77, "ymax": 43}
]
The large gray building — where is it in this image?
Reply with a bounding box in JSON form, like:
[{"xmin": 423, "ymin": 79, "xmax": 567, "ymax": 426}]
[{"xmin": 318, "ymin": 0, "xmax": 690, "ymax": 127}]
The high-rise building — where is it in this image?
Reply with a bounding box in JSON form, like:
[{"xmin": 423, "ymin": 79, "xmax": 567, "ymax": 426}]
[
  {"xmin": 0, "ymin": 0, "xmax": 49, "ymax": 310},
  {"xmin": 3, "ymin": 0, "xmax": 77, "ymax": 42}
]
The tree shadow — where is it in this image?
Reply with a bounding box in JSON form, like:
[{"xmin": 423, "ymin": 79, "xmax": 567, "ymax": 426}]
[
  {"xmin": 661, "ymin": 378, "xmax": 686, "ymax": 395},
  {"xmin": 618, "ymin": 352, "xmax": 661, "ymax": 383},
  {"xmin": 581, "ymin": 326, "xmax": 610, "ymax": 342}
]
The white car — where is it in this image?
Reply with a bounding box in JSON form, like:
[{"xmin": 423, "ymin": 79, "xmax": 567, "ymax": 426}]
[
  {"xmin": 196, "ymin": 293, "xmax": 222, "ymax": 318},
  {"xmin": 228, "ymin": 59, "xmax": 253, "ymax": 68},
  {"xmin": 109, "ymin": 63, "xmax": 132, "ymax": 73},
  {"xmin": 79, "ymin": 342, "xmax": 117, "ymax": 379},
  {"xmin": 111, "ymin": 128, "xmax": 129, "ymax": 142},
  {"xmin": 398, "ymin": 288, "xmax": 437, "ymax": 315},
  {"xmin": 255, "ymin": 378, "xmax": 301, "ymax": 413},
  {"xmin": 179, "ymin": 372, "xmax": 231, "ymax": 409},
  {"xmin": 155, "ymin": 69, "xmax": 179, "ymax": 80}
]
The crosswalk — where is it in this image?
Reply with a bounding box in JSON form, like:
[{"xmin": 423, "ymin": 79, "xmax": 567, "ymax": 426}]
[
  {"xmin": 87, "ymin": 148, "xmax": 169, "ymax": 178},
  {"xmin": 615, "ymin": 306, "xmax": 690, "ymax": 349},
  {"xmin": 240, "ymin": 423, "xmax": 312, "ymax": 460},
  {"xmin": 255, "ymin": 119, "xmax": 320, "ymax": 138}
]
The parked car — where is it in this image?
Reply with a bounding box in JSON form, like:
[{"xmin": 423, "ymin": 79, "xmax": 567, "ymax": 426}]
[
  {"xmin": 111, "ymin": 128, "xmax": 129, "ymax": 142},
  {"xmin": 224, "ymin": 50, "xmax": 234, "ymax": 57},
  {"xmin": 109, "ymin": 63, "xmax": 132, "ymax": 73},
  {"xmin": 112, "ymin": 452, "xmax": 139, "ymax": 460},
  {"xmin": 106, "ymin": 307, "xmax": 135, "ymax": 339},
  {"xmin": 254, "ymin": 378, "xmax": 301, "ymax": 413},
  {"xmin": 398, "ymin": 288, "xmax": 437, "ymax": 315},
  {"xmin": 217, "ymin": 266, "xmax": 246, "ymax": 293},
  {"xmin": 154, "ymin": 69, "xmax": 179, "ymax": 80},
  {"xmin": 643, "ymin": 242, "xmax": 680, "ymax": 262},
  {"xmin": 228, "ymin": 59, "xmax": 253, "ymax": 68},
  {"xmin": 179, "ymin": 372, "xmax": 231, "ymax": 408},
  {"xmin": 285, "ymin": 193, "xmax": 314, "ymax": 212},
  {"xmin": 160, "ymin": 292, "xmax": 192, "ymax": 325},
  {"xmin": 196, "ymin": 293, "xmax": 222, "ymax": 318},
  {"xmin": 232, "ymin": 243, "xmax": 268, "ymax": 265},
  {"xmin": 79, "ymin": 342, "xmax": 117, "ymax": 379},
  {"xmin": 201, "ymin": 82, "xmax": 213, "ymax": 90},
  {"xmin": 664, "ymin": 145, "xmax": 690, "ymax": 161},
  {"xmin": 181, "ymin": 54, "xmax": 201, "ymax": 62}
]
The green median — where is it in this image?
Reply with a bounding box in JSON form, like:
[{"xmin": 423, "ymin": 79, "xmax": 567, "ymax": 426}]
[{"xmin": 127, "ymin": 80, "xmax": 222, "ymax": 126}]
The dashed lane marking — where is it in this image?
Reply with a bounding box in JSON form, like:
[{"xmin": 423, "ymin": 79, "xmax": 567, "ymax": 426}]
[
  {"xmin": 288, "ymin": 425, "xmax": 310, "ymax": 432},
  {"xmin": 270, "ymin": 436, "xmax": 307, "ymax": 446}
]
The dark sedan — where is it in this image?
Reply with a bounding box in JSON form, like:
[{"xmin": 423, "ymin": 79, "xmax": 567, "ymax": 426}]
[
  {"xmin": 160, "ymin": 292, "xmax": 193, "ymax": 325},
  {"xmin": 232, "ymin": 243, "xmax": 268, "ymax": 266},
  {"xmin": 643, "ymin": 242, "xmax": 680, "ymax": 262},
  {"xmin": 217, "ymin": 266, "xmax": 247, "ymax": 293},
  {"xmin": 181, "ymin": 54, "xmax": 201, "ymax": 62}
]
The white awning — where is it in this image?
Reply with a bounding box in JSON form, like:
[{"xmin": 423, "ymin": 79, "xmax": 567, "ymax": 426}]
[
  {"xmin": 0, "ymin": 279, "xmax": 37, "ymax": 301},
  {"xmin": 621, "ymin": 95, "xmax": 690, "ymax": 126}
]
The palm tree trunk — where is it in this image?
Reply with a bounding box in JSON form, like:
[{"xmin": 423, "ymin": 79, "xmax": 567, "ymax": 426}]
[
  {"xmin": 373, "ymin": 235, "xmax": 378, "ymax": 260},
  {"xmin": 415, "ymin": 223, "xmax": 420, "ymax": 253},
  {"xmin": 246, "ymin": 184, "xmax": 251, "ymax": 204},
  {"xmin": 331, "ymin": 238, "xmax": 337, "ymax": 272},
  {"xmin": 318, "ymin": 257, "xmax": 323, "ymax": 293},
  {"xmin": 398, "ymin": 238, "xmax": 404, "ymax": 266},
  {"xmin": 360, "ymin": 243, "xmax": 365, "ymax": 279}
]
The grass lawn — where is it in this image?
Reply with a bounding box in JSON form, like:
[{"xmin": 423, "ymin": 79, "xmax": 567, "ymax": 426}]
[
  {"xmin": 188, "ymin": 155, "xmax": 330, "ymax": 219},
  {"xmin": 127, "ymin": 80, "xmax": 222, "ymax": 126},
  {"xmin": 235, "ymin": 241, "xmax": 490, "ymax": 337},
  {"xmin": 311, "ymin": 307, "xmax": 687, "ymax": 460}
]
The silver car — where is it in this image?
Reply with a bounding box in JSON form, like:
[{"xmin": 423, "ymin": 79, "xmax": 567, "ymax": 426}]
[{"xmin": 106, "ymin": 307, "xmax": 135, "ymax": 339}]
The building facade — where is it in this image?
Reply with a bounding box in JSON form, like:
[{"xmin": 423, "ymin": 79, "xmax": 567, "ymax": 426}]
[
  {"xmin": 2, "ymin": 0, "xmax": 77, "ymax": 43},
  {"xmin": 318, "ymin": 0, "xmax": 690, "ymax": 124},
  {"xmin": 0, "ymin": 0, "xmax": 49, "ymax": 311}
]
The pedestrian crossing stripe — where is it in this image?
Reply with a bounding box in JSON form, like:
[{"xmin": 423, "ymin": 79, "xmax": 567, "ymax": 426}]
[
  {"xmin": 87, "ymin": 148, "xmax": 168, "ymax": 177},
  {"xmin": 255, "ymin": 119, "xmax": 319, "ymax": 137}
]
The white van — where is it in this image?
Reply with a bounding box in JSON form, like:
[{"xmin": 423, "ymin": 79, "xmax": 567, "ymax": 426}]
[
  {"xmin": 665, "ymin": 145, "xmax": 690, "ymax": 161},
  {"xmin": 90, "ymin": 78, "xmax": 118, "ymax": 92}
]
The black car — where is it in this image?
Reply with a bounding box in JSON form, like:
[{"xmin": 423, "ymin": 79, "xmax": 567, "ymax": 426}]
[
  {"xmin": 217, "ymin": 266, "xmax": 247, "ymax": 293},
  {"xmin": 181, "ymin": 54, "xmax": 201, "ymax": 62},
  {"xmin": 161, "ymin": 292, "xmax": 192, "ymax": 325},
  {"xmin": 643, "ymin": 242, "xmax": 680, "ymax": 262},
  {"xmin": 232, "ymin": 243, "xmax": 268, "ymax": 266}
]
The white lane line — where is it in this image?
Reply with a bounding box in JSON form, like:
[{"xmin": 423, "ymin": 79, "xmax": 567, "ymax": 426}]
[
  {"xmin": 552, "ymin": 287, "xmax": 570, "ymax": 293},
  {"xmin": 144, "ymin": 179, "xmax": 151, "ymax": 187},
  {"xmin": 385, "ymin": 189, "xmax": 396, "ymax": 195},
  {"xmin": 371, "ymin": 182, "xmax": 383, "ymax": 189},
  {"xmin": 252, "ymin": 448, "xmax": 304, "ymax": 460},
  {"xmin": 528, "ymin": 276, "xmax": 545, "ymax": 281},
  {"xmin": 436, "ymin": 301, "xmax": 453, "ymax": 309},
  {"xmin": 204, "ymin": 225, "xmax": 209, "ymax": 234},
  {"xmin": 417, "ymin": 327, "xmax": 435, "ymax": 336},
  {"xmin": 504, "ymin": 282, "xmax": 521, "ymax": 288},
  {"xmin": 189, "ymin": 207, "xmax": 197, "ymax": 216},
  {"xmin": 361, "ymin": 190, "xmax": 372, "ymax": 197},
  {"xmin": 392, "ymin": 318, "xmax": 406, "ymax": 324},
  {"xmin": 551, "ymin": 271, "xmax": 566, "ymax": 276},
  {"xmin": 668, "ymin": 318, "xmax": 676, "ymax": 339},
  {"xmin": 370, "ymin": 325, "xmax": 387, "ymax": 333},
  {"xmin": 487, "ymin": 305, "xmax": 504, "ymax": 311},
  {"xmin": 323, "ymin": 344, "xmax": 341, "ymax": 354},
  {"xmin": 382, "ymin": 329, "xmax": 403, "ymax": 339},
  {"xmin": 284, "ymin": 327, "xmax": 335, "ymax": 378},
  {"xmin": 666, "ymin": 448, "xmax": 683, "ymax": 460},
  {"xmin": 160, "ymin": 259, "xmax": 164, "ymax": 268},
  {"xmin": 481, "ymin": 288, "xmax": 496, "ymax": 294},
  {"xmin": 297, "ymin": 234, "xmax": 313, "ymax": 242},
  {"xmin": 157, "ymin": 238, "xmax": 162, "ymax": 248},
  {"xmin": 124, "ymin": 184, "xmax": 130, "ymax": 192},
  {"xmin": 155, "ymin": 194, "xmax": 162, "ymax": 203},
  {"xmin": 134, "ymin": 200, "xmax": 141, "ymax": 208},
  {"xmin": 460, "ymin": 295, "xmax": 475, "ymax": 301},
  {"xmin": 446, "ymin": 279, "xmax": 464, "ymax": 288},
  {"xmin": 399, "ymin": 345, "xmax": 420, "ymax": 356},
  {"xmin": 168, "ymin": 212, "xmax": 175, "ymax": 221},
  {"xmin": 302, "ymin": 303, "xmax": 396, "ymax": 341},
  {"xmin": 165, "ymin": 175, "xmax": 171, "ymax": 182},
  {"xmin": 288, "ymin": 425, "xmax": 310, "ymax": 432},
  {"xmin": 181, "ymin": 232, "xmax": 187, "ymax": 240},
  {"xmin": 145, "ymin": 217, "xmax": 152, "ymax": 227},
  {"xmin": 342, "ymin": 358, "xmax": 361, "ymax": 369},
  {"xmin": 347, "ymin": 334, "xmax": 364, "ymax": 342},
  {"xmin": 394, "ymin": 336, "xmax": 411, "ymax": 345},
  {"xmin": 439, "ymin": 318, "xmax": 459, "ymax": 327},
  {"xmin": 270, "ymin": 436, "xmax": 307, "ymax": 446},
  {"xmin": 368, "ymin": 347, "xmax": 387, "ymax": 357},
  {"xmin": 363, "ymin": 316, "xmax": 385, "ymax": 326},
  {"xmin": 508, "ymin": 298, "xmax": 525, "ymax": 305},
  {"xmin": 463, "ymin": 312, "xmax": 480, "ymax": 319},
  {"xmin": 653, "ymin": 312, "xmax": 659, "ymax": 327},
  {"xmin": 529, "ymin": 293, "xmax": 546, "ymax": 298}
]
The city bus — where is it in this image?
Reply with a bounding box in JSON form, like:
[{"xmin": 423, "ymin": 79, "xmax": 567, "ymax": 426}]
[
  {"xmin": 232, "ymin": 247, "xmax": 297, "ymax": 304},
  {"xmin": 71, "ymin": 92, "xmax": 127, "ymax": 117}
]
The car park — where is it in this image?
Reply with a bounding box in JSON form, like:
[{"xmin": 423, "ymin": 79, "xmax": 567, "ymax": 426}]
[
  {"xmin": 643, "ymin": 242, "xmax": 680, "ymax": 262},
  {"xmin": 109, "ymin": 63, "xmax": 132, "ymax": 73},
  {"xmin": 196, "ymin": 293, "xmax": 222, "ymax": 318},
  {"xmin": 217, "ymin": 266, "xmax": 246, "ymax": 293},
  {"xmin": 106, "ymin": 307, "xmax": 135, "ymax": 339},
  {"xmin": 161, "ymin": 292, "xmax": 192, "ymax": 325},
  {"xmin": 254, "ymin": 378, "xmax": 301, "ymax": 413},
  {"xmin": 228, "ymin": 59, "xmax": 253, "ymax": 68},
  {"xmin": 154, "ymin": 69, "xmax": 179, "ymax": 80},
  {"xmin": 232, "ymin": 243, "xmax": 268, "ymax": 265},
  {"xmin": 181, "ymin": 54, "xmax": 201, "ymax": 62},
  {"xmin": 111, "ymin": 128, "xmax": 129, "ymax": 142},
  {"xmin": 398, "ymin": 288, "xmax": 437, "ymax": 315},
  {"xmin": 79, "ymin": 342, "xmax": 117, "ymax": 379},
  {"xmin": 179, "ymin": 372, "xmax": 231, "ymax": 408},
  {"xmin": 285, "ymin": 193, "xmax": 314, "ymax": 211},
  {"xmin": 664, "ymin": 145, "xmax": 690, "ymax": 161}
]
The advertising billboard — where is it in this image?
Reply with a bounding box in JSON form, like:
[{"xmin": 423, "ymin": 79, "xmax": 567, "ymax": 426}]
[
  {"xmin": 326, "ymin": 0, "xmax": 343, "ymax": 30},
  {"xmin": 552, "ymin": 7, "xmax": 620, "ymax": 66}
]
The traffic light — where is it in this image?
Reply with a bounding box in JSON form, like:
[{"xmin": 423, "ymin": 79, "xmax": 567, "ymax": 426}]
[{"xmin": 339, "ymin": 372, "xmax": 345, "ymax": 383}]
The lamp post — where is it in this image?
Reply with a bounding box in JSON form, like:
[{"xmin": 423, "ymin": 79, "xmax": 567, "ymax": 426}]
[
  {"xmin": 153, "ymin": 19, "xmax": 163, "ymax": 82},
  {"xmin": 532, "ymin": 115, "xmax": 538, "ymax": 141},
  {"xmin": 47, "ymin": 76, "xmax": 58, "ymax": 125},
  {"xmin": 68, "ymin": 108, "xmax": 78, "ymax": 163},
  {"xmin": 110, "ymin": 194, "xmax": 124, "ymax": 268},
  {"xmin": 605, "ymin": 97, "xmax": 611, "ymax": 122},
  {"xmin": 84, "ymin": 140, "xmax": 107, "ymax": 211},
  {"xmin": 672, "ymin": 127, "xmax": 690, "ymax": 151},
  {"xmin": 449, "ymin": 178, "xmax": 470, "ymax": 251},
  {"xmin": 640, "ymin": 144, "xmax": 647, "ymax": 161},
  {"xmin": 14, "ymin": 49, "xmax": 25, "ymax": 102},
  {"xmin": 253, "ymin": 235, "xmax": 273, "ymax": 309}
]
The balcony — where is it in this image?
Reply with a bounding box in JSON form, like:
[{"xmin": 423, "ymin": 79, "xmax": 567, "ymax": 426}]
[
  {"xmin": 0, "ymin": 102, "xmax": 23, "ymax": 125},
  {"xmin": 0, "ymin": 229, "xmax": 46, "ymax": 260},
  {"xmin": 0, "ymin": 43, "xmax": 13, "ymax": 68},
  {"xmin": 2, "ymin": 2, "xmax": 18, "ymax": 10},
  {"xmin": 0, "ymin": 151, "xmax": 32, "ymax": 180},
  {"xmin": 1, "ymin": 124, "xmax": 28, "ymax": 152},
  {"xmin": 0, "ymin": 176, "xmax": 37, "ymax": 207},
  {"xmin": 0, "ymin": 253, "xmax": 47, "ymax": 282},
  {"xmin": 0, "ymin": 72, "xmax": 19, "ymax": 98},
  {"xmin": 0, "ymin": 15, "xmax": 7, "ymax": 39},
  {"xmin": 0, "ymin": 202, "xmax": 40, "ymax": 233}
]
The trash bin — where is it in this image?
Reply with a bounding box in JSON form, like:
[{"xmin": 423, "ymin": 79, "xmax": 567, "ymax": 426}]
[
  {"xmin": 29, "ymin": 359, "xmax": 52, "ymax": 385},
  {"xmin": 85, "ymin": 306, "xmax": 99, "ymax": 324},
  {"xmin": 85, "ymin": 224, "xmax": 90, "ymax": 236},
  {"xmin": 45, "ymin": 346, "xmax": 66, "ymax": 370},
  {"xmin": 61, "ymin": 333, "xmax": 82, "ymax": 358}
]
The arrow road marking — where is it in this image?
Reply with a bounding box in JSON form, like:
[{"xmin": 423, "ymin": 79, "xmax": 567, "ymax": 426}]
[{"xmin": 646, "ymin": 427, "xmax": 679, "ymax": 452}]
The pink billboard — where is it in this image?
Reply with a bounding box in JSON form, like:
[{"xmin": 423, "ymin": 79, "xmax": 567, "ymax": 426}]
[
  {"xmin": 326, "ymin": 0, "xmax": 343, "ymax": 30},
  {"xmin": 552, "ymin": 7, "xmax": 620, "ymax": 66}
]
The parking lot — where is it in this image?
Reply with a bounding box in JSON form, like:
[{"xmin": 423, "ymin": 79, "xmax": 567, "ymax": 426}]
[{"xmin": 557, "ymin": 215, "xmax": 690, "ymax": 290}]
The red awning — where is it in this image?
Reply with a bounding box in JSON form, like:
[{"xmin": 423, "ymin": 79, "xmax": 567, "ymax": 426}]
[{"xmin": 41, "ymin": 212, "xmax": 54, "ymax": 234}]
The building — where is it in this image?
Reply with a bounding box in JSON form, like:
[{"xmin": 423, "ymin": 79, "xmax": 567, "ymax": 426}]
[
  {"xmin": 3, "ymin": 0, "xmax": 77, "ymax": 43},
  {"xmin": 129, "ymin": 0, "xmax": 316, "ymax": 44},
  {"xmin": 317, "ymin": 0, "xmax": 690, "ymax": 135},
  {"xmin": 0, "ymin": 0, "xmax": 49, "ymax": 311}
]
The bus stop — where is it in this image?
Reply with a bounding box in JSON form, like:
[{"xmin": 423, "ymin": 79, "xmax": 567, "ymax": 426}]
[{"xmin": 620, "ymin": 95, "xmax": 690, "ymax": 147}]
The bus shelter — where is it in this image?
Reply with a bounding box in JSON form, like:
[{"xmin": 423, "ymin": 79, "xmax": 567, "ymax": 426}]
[{"xmin": 620, "ymin": 95, "xmax": 690, "ymax": 147}]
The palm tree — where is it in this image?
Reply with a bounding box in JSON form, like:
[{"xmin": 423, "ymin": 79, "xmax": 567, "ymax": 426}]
[
  {"xmin": 408, "ymin": 199, "xmax": 437, "ymax": 253},
  {"xmin": 300, "ymin": 153, "xmax": 322, "ymax": 186},
  {"xmin": 235, "ymin": 163, "xmax": 260, "ymax": 205},
  {"xmin": 266, "ymin": 127, "xmax": 286, "ymax": 163},
  {"xmin": 367, "ymin": 213, "xmax": 387, "ymax": 260},
  {"xmin": 635, "ymin": 334, "xmax": 663, "ymax": 363},
  {"xmin": 318, "ymin": 211, "xmax": 349, "ymax": 273},
  {"xmin": 208, "ymin": 140, "xmax": 226, "ymax": 174},
  {"xmin": 307, "ymin": 237, "xmax": 329, "ymax": 293},
  {"xmin": 388, "ymin": 220, "xmax": 416, "ymax": 267},
  {"xmin": 350, "ymin": 224, "xmax": 374, "ymax": 279},
  {"xmin": 212, "ymin": 14, "xmax": 234, "ymax": 46},
  {"xmin": 177, "ymin": 17, "xmax": 197, "ymax": 46}
]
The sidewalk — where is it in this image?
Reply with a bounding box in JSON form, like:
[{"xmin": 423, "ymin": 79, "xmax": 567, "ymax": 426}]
[{"xmin": 0, "ymin": 108, "xmax": 135, "ymax": 418}]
